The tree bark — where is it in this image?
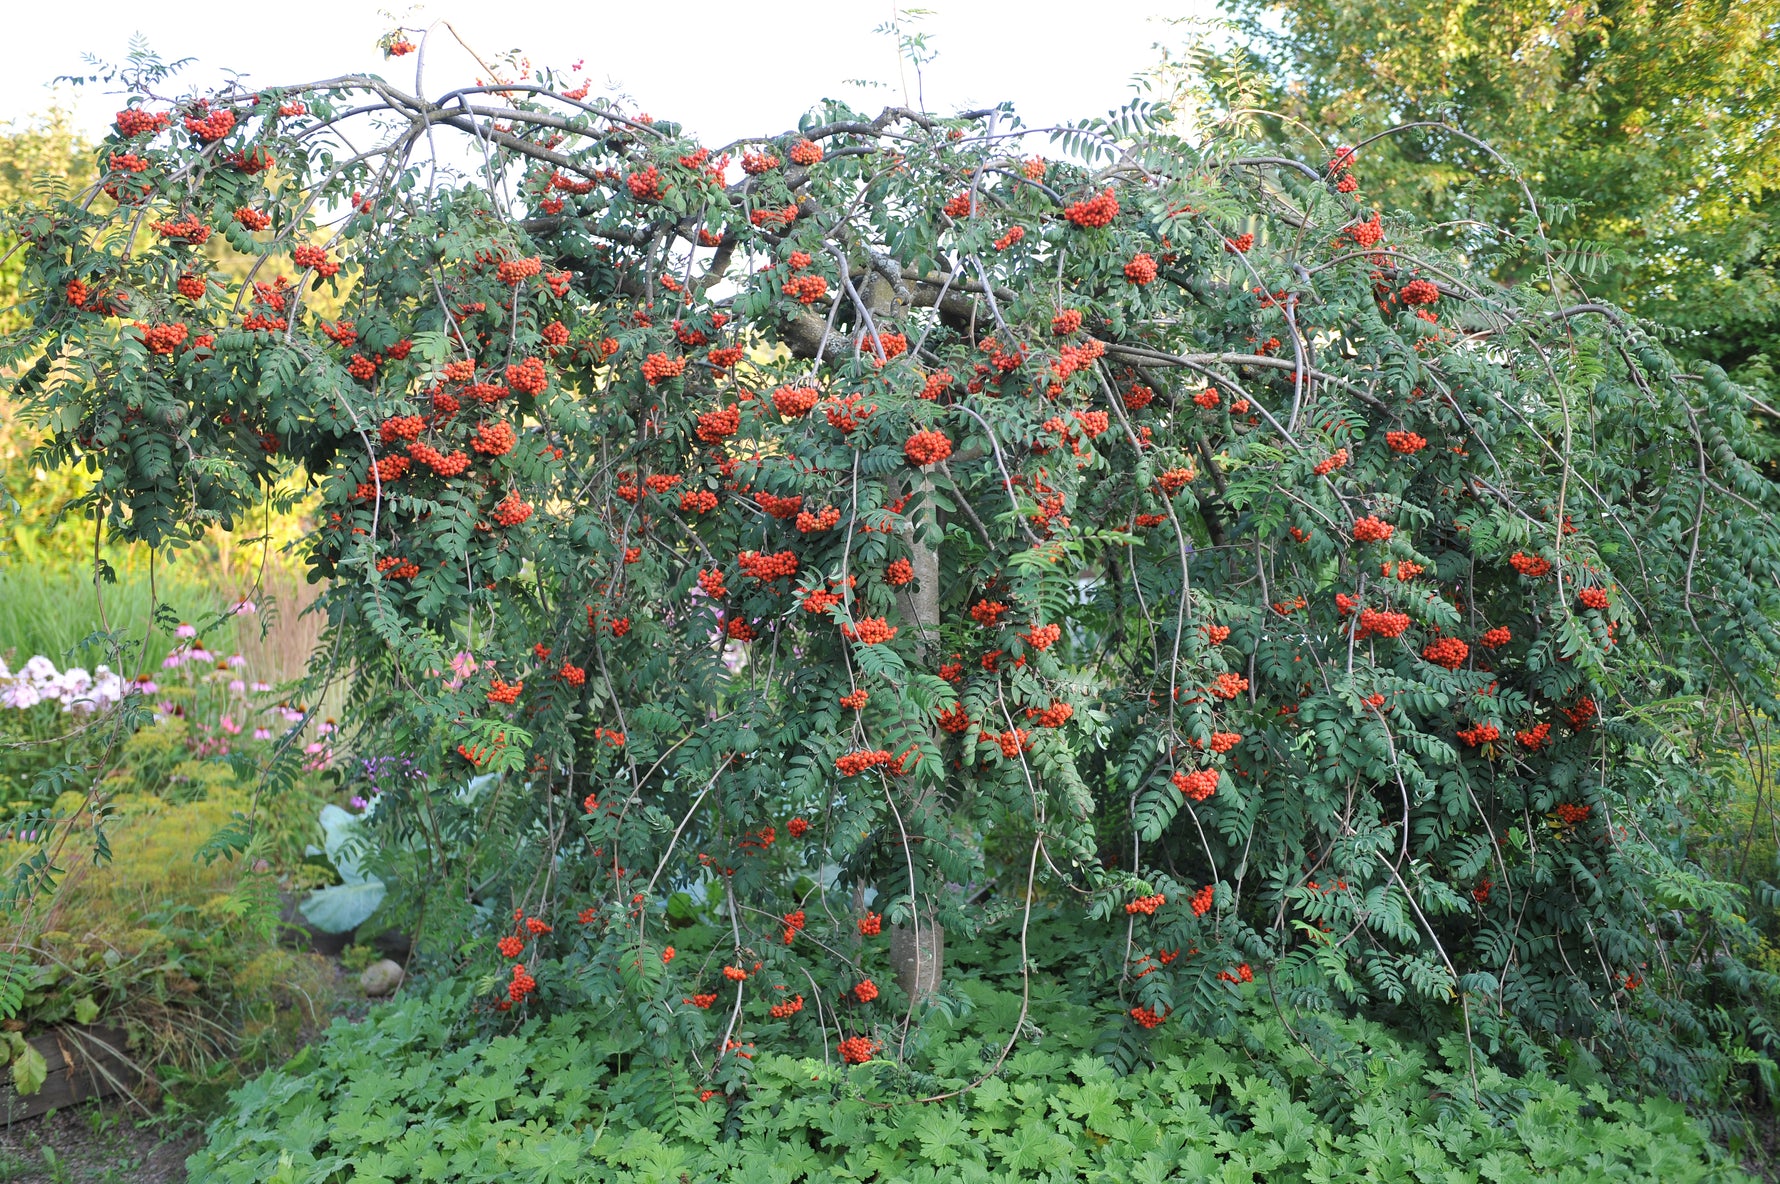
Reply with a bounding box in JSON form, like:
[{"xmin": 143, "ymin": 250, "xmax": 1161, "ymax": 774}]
[{"xmin": 889, "ymin": 918, "xmax": 944, "ymax": 1005}]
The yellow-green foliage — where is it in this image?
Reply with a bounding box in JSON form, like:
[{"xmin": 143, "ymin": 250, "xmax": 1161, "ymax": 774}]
[{"xmin": 2, "ymin": 741, "xmax": 337, "ymax": 1101}]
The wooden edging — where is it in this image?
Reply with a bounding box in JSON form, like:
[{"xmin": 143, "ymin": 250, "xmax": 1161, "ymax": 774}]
[{"xmin": 1, "ymin": 1025, "xmax": 137, "ymax": 1125}]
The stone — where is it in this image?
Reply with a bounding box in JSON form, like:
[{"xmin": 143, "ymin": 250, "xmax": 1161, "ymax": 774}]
[{"xmin": 360, "ymin": 959, "xmax": 405, "ymax": 997}]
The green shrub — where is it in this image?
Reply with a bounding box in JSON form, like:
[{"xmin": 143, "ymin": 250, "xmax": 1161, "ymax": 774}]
[{"xmin": 188, "ymin": 973, "xmax": 1748, "ymax": 1184}]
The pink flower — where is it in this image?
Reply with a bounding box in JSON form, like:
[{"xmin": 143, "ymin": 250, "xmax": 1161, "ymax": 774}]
[
  {"xmin": 231, "ymin": 599, "xmax": 257, "ymax": 615},
  {"xmin": 252, "ymin": 727, "xmax": 272, "ymax": 740},
  {"xmin": 220, "ymin": 714, "xmax": 242, "ymax": 735},
  {"xmin": 251, "ymin": 681, "xmax": 271, "ymax": 693},
  {"xmin": 229, "ymin": 679, "xmax": 247, "ymax": 693},
  {"xmin": 227, "ymin": 654, "xmax": 247, "ymax": 668},
  {"xmin": 176, "ymin": 623, "xmax": 197, "ymax": 639}
]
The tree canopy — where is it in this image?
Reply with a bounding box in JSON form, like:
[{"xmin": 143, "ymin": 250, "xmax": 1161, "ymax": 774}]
[{"xmin": 5, "ymin": 40, "xmax": 1779, "ymax": 1099}]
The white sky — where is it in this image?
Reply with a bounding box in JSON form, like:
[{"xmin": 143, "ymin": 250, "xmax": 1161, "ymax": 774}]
[{"xmin": 3, "ymin": 1, "xmax": 1216, "ymax": 145}]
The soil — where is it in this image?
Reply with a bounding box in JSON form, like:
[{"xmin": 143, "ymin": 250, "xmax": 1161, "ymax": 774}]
[{"xmin": 0, "ymin": 1105, "xmax": 201, "ymax": 1184}]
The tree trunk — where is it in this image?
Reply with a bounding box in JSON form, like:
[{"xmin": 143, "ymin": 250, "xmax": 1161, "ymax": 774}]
[{"xmin": 889, "ymin": 916, "xmax": 944, "ymax": 1005}]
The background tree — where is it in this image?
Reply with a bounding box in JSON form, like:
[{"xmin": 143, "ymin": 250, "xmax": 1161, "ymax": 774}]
[
  {"xmin": 4, "ymin": 32, "xmax": 1779, "ymax": 1106},
  {"xmin": 1217, "ymin": 0, "xmax": 1780, "ymax": 447}
]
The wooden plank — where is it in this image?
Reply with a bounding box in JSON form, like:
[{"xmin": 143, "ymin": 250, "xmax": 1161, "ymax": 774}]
[{"xmin": 0, "ymin": 1025, "xmax": 136, "ymax": 1125}]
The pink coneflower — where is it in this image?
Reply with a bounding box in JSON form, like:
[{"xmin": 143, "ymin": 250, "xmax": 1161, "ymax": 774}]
[{"xmin": 176, "ymin": 623, "xmax": 197, "ymax": 639}]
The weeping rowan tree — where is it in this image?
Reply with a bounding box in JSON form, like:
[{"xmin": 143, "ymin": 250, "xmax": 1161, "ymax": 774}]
[{"xmin": 7, "ymin": 40, "xmax": 1780, "ymax": 1098}]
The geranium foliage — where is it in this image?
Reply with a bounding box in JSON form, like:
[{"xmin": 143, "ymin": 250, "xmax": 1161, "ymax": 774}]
[{"xmin": 6, "ymin": 41, "xmax": 1780, "ymax": 1098}]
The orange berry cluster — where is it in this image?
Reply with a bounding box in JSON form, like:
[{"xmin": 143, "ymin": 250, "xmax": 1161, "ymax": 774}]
[
  {"xmin": 836, "ymin": 749, "xmax": 894, "ymax": 776},
  {"xmin": 788, "ymin": 139, "xmax": 823, "ymax": 165},
  {"xmin": 769, "ymin": 994, "xmax": 805, "ymax": 1019},
  {"xmin": 837, "ymin": 1036, "xmax": 877, "ymax": 1064},
  {"xmin": 796, "ymin": 505, "xmax": 841, "ymax": 533},
  {"xmin": 558, "ymin": 661, "xmax": 585, "ymax": 687},
  {"xmin": 1030, "ymin": 701, "xmax": 1073, "ymax": 728},
  {"xmin": 771, "ymin": 385, "xmax": 819, "ymax": 417},
  {"xmin": 116, "ymin": 108, "xmax": 170, "ymax": 137},
  {"xmin": 380, "ymin": 415, "xmax": 425, "ymax": 443},
  {"xmin": 993, "ymin": 225, "xmax": 1025, "ymax": 250},
  {"xmin": 1209, "ymin": 672, "xmax": 1248, "ymax": 700},
  {"xmin": 1021, "ymin": 623, "xmax": 1061, "ymax": 651},
  {"xmin": 787, "ymin": 816, "xmax": 810, "ymax": 838},
  {"xmin": 176, "ymin": 273, "xmax": 207, "ymax": 299},
  {"xmin": 1062, "ymin": 188, "xmax": 1118, "ymax": 229},
  {"xmin": 1577, "ymin": 587, "xmax": 1610, "ymax": 610},
  {"xmin": 1314, "ymin": 448, "xmax": 1349, "ymax": 476},
  {"xmin": 781, "ymin": 274, "xmax": 827, "ymax": 304},
  {"xmin": 154, "ymin": 213, "xmax": 211, "ymax": 243},
  {"xmin": 1356, "ymin": 608, "xmax": 1410, "ymax": 639},
  {"xmin": 1051, "ymin": 309, "xmax": 1083, "ymax": 335},
  {"xmin": 1510, "ymin": 551, "xmax": 1552, "ymax": 577},
  {"xmin": 937, "ymin": 704, "xmax": 972, "ymax": 733},
  {"xmin": 135, "ymin": 321, "xmax": 190, "ymax": 355},
  {"xmin": 1123, "ymin": 253, "xmax": 1158, "ymax": 285},
  {"xmin": 741, "ymin": 151, "xmax": 780, "ymax": 174},
  {"xmin": 1157, "ymin": 467, "xmax": 1196, "ymax": 495},
  {"xmin": 681, "ymin": 489, "xmax": 718, "ymax": 513},
  {"xmin": 1190, "ymin": 884, "xmax": 1215, "ymax": 916},
  {"xmin": 1457, "ymin": 722, "xmax": 1500, "ymax": 747},
  {"xmin": 1385, "ymin": 430, "xmax": 1427, "ymax": 454},
  {"xmin": 843, "ymin": 617, "xmax": 897, "ymax": 645},
  {"xmin": 472, "ymin": 421, "xmax": 516, "ymax": 455},
  {"xmin": 1130, "ymin": 1005, "xmax": 1168, "ymax": 1029},
  {"xmin": 738, "ymin": 550, "xmax": 798, "ymax": 581},
  {"xmin": 233, "ymin": 207, "xmax": 271, "ymax": 231},
  {"xmin": 641, "ymin": 352, "xmax": 686, "ymax": 384},
  {"xmin": 1226, "ymin": 233, "xmax": 1255, "ymax": 253},
  {"xmin": 853, "ymin": 979, "xmax": 879, "ymax": 1003},
  {"xmin": 1352, "ymin": 515, "xmax": 1394, "ymax": 542},
  {"xmin": 1400, "ymin": 279, "xmax": 1439, "ymax": 306},
  {"xmin": 626, "ymin": 166, "xmax": 664, "ymax": 201},
  {"xmin": 1172, "ymin": 769, "xmax": 1219, "ymax": 801},
  {"xmin": 183, "ymin": 107, "xmax": 237, "ymax": 142},
  {"xmin": 508, "ymin": 963, "xmax": 537, "ymax": 1001},
  {"xmin": 1517, "ymin": 722, "xmax": 1552, "ymax": 750},
  {"xmin": 1563, "ymin": 696, "xmax": 1597, "ymax": 728},
  {"xmin": 858, "ymin": 912, "xmax": 882, "ymax": 936},
  {"xmin": 886, "ymin": 558, "xmax": 914, "ymax": 585},
  {"xmin": 970, "ymin": 600, "xmax": 1008, "ymax": 626},
  {"xmin": 988, "ymin": 728, "xmax": 1030, "ymax": 758},
  {"xmin": 840, "ymin": 688, "xmax": 868, "ymax": 710},
  {"xmin": 487, "ymin": 678, "xmax": 523, "ymax": 704},
  {"xmin": 696, "ymin": 404, "xmax": 740, "ymax": 442},
  {"xmin": 408, "ymin": 442, "xmax": 470, "ymax": 476},
  {"xmin": 1422, "ymin": 637, "xmax": 1469, "ymax": 670},
  {"xmin": 506, "ymin": 358, "xmax": 548, "ymax": 395},
  {"xmin": 722, "ymin": 964, "xmax": 748, "ymax": 981},
  {"xmin": 1125, "ymin": 893, "xmax": 1164, "ymax": 915},
  {"xmin": 1479, "ymin": 626, "xmax": 1512, "ymax": 648}
]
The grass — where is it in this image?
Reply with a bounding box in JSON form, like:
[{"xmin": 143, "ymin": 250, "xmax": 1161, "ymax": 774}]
[
  {"xmin": 0, "ymin": 564, "xmax": 225, "ymax": 678},
  {"xmin": 0, "ymin": 562, "xmax": 326, "ymax": 691}
]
